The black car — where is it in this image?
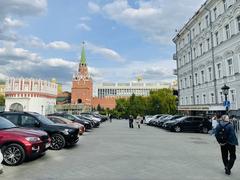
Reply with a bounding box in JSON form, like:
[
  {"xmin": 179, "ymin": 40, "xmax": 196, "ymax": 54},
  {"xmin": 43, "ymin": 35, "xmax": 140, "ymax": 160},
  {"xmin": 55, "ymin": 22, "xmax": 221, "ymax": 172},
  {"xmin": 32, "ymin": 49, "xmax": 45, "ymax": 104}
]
[
  {"xmin": 157, "ymin": 115, "xmax": 183, "ymax": 127},
  {"xmin": 48, "ymin": 112, "xmax": 93, "ymax": 129},
  {"xmin": 163, "ymin": 116, "xmax": 211, "ymax": 133},
  {"xmin": 0, "ymin": 112, "xmax": 79, "ymax": 150},
  {"xmin": 77, "ymin": 115, "xmax": 100, "ymax": 128}
]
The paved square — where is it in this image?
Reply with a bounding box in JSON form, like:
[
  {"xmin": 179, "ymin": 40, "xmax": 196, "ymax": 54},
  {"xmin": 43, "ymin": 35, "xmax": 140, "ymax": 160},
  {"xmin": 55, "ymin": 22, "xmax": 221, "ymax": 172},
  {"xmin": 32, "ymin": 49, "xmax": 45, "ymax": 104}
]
[{"xmin": 1, "ymin": 120, "xmax": 240, "ymax": 180}]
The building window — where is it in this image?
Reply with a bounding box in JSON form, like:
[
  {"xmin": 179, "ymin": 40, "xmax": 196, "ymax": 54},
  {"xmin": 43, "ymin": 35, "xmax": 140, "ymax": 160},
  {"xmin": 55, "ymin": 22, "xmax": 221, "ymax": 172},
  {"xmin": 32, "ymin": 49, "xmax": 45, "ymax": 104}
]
[
  {"xmin": 193, "ymin": 48, "xmax": 196, "ymax": 58},
  {"xmin": 217, "ymin": 63, "xmax": 222, "ymax": 78},
  {"xmin": 180, "ymin": 79, "xmax": 183, "ymax": 89},
  {"xmin": 192, "ymin": 28, "xmax": 195, "ymax": 37},
  {"xmin": 184, "ymin": 78, "xmax": 187, "ymax": 88},
  {"xmin": 223, "ymin": 0, "xmax": 227, "ymax": 11},
  {"xmin": 201, "ymin": 70, "xmax": 205, "ymax": 83},
  {"xmin": 220, "ymin": 92, "xmax": 224, "ymax": 103},
  {"xmin": 237, "ymin": 16, "xmax": 240, "ymax": 32},
  {"xmin": 208, "ymin": 67, "xmax": 212, "ymax": 81},
  {"xmin": 195, "ymin": 73, "xmax": 198, "ymax": 85},
  {"xmin": 199, "ymin": 22, "xmax": 202, "ymax": 32},
  {"xmin": 187, "ymin": 33, "xmax": 190, "ymax": 42},
  {"xmin": 230, "ymin": 90, "xmax": 235, "ymax": 102},
  {"xmin": 213, "ymin": 7, "xmax": 217, "ymax": 20},
  {"xmin": 227, "ymin": 59, "xmax": 233, "ymax": 75},
  {"xmin": 188, "ymin": 52, "xmax": 191, "ymax": 62},
  {"xmin": 179, "ymin": 58, "xmax": 182, "ymax": 67},
  {"xmin": 225, "ymin": 24, "xmax": 230, "ymax": 40},
  {"xmin": 199, "ymin": 43, "xmax": 203, "ymax": 55},
  {"xmin": 186, "ymin": 97, "xmax": 188, "ymax": 105},
  {"xmin": 183, "ymin": 55, "xmax": 186, "ymax": 64},
  {"xmin": 211, "ymin": 93, "xmax": 215, "ymax": 104},
  {"xmin": 215, "ymin": 32, "xmax": 219, "ymax": 45},
  {"xmin": 191, "ymin": 96, "xmax": 193, "ymax": 104},
  {"xmin": 205, "ymin": 15, "xmax": 209, "ymax": 27},
  {"xmin": 196, "ymin": 95, "xmax": 200, "ymax": 104},
  {"xmin": 203, "ymin": 94, "xmax": 206, "ymax": 104},
  {"xmin": 207, "ymin": 38, "xmax": 210, "ymax": 51},
  {"xmin": 189, "ymin": 75, "xmax": 192, "ymax": 86}
]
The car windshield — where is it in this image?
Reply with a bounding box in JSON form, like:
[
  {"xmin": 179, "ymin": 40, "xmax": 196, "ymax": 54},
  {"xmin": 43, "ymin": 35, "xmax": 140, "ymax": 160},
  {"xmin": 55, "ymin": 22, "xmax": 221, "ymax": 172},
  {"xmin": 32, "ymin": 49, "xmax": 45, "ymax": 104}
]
[
  {"xmin": 35, "ymin": 114, "xmax": 54, "ymax": 125},
  {"xmin": 0, "ymin": 117, "xmax": 17, "ymax": 130}
]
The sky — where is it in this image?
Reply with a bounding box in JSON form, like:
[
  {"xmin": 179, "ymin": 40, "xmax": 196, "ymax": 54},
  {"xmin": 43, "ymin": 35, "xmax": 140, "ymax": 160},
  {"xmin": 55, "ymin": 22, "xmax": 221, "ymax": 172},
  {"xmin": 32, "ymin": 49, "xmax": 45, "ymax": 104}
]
[{"xmin": 0, "ymin": 0, "xmax": 205, "ymax": 90}]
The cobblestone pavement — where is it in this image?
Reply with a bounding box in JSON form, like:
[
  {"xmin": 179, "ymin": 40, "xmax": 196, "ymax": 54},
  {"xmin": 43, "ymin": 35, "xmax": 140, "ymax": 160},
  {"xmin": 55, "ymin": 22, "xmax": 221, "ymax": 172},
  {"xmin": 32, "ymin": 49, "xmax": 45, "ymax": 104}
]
[{"xmin": 1, "ymin": 120, "xmax": 240, "ymax": 180}]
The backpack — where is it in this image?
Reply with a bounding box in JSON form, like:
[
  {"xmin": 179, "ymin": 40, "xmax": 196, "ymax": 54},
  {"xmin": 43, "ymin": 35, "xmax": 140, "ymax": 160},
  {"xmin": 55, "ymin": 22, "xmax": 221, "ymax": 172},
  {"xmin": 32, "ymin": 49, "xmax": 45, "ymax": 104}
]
[{"xmin": 215, "ymin": 122, "xmax": 230, "ymax": 145}]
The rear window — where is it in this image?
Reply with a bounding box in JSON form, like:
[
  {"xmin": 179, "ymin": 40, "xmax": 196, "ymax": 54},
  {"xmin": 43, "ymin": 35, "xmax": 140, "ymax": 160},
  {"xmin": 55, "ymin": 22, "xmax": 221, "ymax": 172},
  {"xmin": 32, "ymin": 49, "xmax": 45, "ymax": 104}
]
[{"xmin": 2, "ymin": 114, "xmax": 19, "ymax": 125}]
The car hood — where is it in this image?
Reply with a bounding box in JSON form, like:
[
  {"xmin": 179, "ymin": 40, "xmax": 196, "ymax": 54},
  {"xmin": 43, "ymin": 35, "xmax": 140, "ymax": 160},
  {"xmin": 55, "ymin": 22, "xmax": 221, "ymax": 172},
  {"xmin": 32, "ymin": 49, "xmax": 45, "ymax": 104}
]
[{"xmin": 2, "ymin": 127, "xmax": 47, "ymax": 137}]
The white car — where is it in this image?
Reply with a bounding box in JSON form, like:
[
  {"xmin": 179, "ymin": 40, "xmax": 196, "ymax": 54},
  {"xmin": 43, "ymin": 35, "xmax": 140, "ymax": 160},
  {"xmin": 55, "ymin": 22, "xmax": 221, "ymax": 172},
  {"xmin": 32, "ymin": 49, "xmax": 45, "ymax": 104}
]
[{"xmin": 0, "ymin": 151, "xmax": 3, "ymax": 174}]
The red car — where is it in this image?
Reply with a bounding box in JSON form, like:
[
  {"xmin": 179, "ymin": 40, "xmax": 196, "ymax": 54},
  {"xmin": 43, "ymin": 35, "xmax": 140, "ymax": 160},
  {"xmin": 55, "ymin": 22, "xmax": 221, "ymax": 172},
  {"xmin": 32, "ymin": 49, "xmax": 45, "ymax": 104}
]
[{"xmin": 0, "ymin": 116, "xmax": 50, "ymax": 166}]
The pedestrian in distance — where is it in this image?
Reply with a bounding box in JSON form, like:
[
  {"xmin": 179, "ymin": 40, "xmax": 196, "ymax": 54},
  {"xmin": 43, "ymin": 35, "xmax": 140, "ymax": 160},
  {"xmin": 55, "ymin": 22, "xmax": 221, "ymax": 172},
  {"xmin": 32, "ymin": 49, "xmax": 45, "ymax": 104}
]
[
  {"xmin": 109, "ymin": 114, "xmax": 113, "ymax": 123},
  {"xmin": 136, "ymin": 115, "xmax": 141, "ymax": 128},
  {"xmin": 211, "ymin": 114, "xmax": 220, "ymax": 135},
  {"xmin": 215, "ymin": 115, "xmax": 238, "ymax": 175},
  {"xmin": 129, "ymin": 115, "xmax": 134, "ymax": 128}
]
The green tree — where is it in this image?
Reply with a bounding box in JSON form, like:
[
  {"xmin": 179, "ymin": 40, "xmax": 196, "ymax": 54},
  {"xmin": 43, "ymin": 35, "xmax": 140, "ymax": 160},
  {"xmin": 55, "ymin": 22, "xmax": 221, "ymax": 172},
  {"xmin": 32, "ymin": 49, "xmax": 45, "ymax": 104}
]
[{"xmin": 0, "ymin": 95, "xmax": 5, "ymax": 106}]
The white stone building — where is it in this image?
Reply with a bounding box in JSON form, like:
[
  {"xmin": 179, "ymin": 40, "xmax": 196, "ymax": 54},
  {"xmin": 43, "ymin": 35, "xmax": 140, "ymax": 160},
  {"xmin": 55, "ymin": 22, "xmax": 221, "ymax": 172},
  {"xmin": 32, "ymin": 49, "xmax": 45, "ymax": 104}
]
[
  {"xmin": 173, "ymin": 0, "xmax": 240, "ymax": 115},
  {"xmin": 94, "ymin": 81, "xmax": 176, "ymax": 98},
  {"xmin": 5, "ymin": 78, "xmax": 57, "ymax": 115}
]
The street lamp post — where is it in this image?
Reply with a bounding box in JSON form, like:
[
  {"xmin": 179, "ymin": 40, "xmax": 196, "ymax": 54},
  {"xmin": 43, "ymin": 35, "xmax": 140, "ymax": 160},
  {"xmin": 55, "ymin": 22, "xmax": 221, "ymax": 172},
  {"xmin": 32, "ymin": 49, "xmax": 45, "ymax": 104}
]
[{"xmin": 221, "ymin": 84, "xmax": 230, "ymax": 113}]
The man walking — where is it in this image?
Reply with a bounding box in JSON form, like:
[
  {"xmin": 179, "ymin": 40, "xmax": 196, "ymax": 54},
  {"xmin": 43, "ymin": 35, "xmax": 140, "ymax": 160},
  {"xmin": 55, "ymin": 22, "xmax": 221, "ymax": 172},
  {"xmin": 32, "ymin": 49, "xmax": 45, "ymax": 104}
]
[
  {"xmin": 215, "ymin": 115, "xmax": 238, "ymax": 175},
  {"xmin": 129, "ymin": 115, "xmax": 134, "ymax": 128}
]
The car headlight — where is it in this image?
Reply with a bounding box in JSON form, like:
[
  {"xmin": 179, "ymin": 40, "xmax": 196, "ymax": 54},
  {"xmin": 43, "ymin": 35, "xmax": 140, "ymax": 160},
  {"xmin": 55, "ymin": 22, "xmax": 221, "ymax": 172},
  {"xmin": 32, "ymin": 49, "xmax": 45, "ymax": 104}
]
[
  {"xmin": 25, "ymin": 137, "xmax": 41, "ymax": 142},
  {"xmin": 62, "ymin": 129, "xmax": 71, "ymax": 135},
  {"xmin": 84, "ymin": 121, "xmax": 89, "ymax": 124}
]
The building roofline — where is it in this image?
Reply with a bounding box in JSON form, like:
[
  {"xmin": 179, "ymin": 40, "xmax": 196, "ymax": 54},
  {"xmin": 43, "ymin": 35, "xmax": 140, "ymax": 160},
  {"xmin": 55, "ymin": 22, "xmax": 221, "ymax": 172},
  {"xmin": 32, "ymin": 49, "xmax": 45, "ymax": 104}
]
[{"xmin": 173, "ymin": 0, "xmax": 210, "ymax": 43}]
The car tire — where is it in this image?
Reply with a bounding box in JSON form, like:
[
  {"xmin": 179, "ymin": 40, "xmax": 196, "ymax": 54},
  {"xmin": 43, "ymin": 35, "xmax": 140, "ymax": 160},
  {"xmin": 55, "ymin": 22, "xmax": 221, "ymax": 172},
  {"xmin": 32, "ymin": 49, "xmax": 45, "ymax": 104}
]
[
  {"xmin": 174, "ymin": 126, "xmax": 181, "ymax": 132},
  {"xmin": 50, "ymin": 134, "xmax": 66, "ymax": 150},
  {"xmin": 2, "ymin": 143, "xmax": 25, "ymax": 166},
  {"xmin": 202, "ymin": 127, "xmax": 209, "ymax": 134}
]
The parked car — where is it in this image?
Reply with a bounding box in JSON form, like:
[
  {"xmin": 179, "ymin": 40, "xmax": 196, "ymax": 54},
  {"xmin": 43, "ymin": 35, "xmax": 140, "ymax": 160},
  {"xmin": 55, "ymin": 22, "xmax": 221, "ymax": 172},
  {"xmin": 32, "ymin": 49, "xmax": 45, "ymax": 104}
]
[
  {"xmin": 81, "ymin": 113, "xmax": 102, "ymax": 123},
  {"xmin": 146, "ymin": 114, "xmax": 164, "ymax": 125},
  {"xmin": 0, "ymin": 149, "xmax": 3, "ymax": 173},
  {"xmin": 157, "ymin": 115, "xmax": 183, "ymax": 127},
  {"xmin": 48, "ymin": 113, "xmax": 94, "ymax": 130},
  {"xmin": 47, "ymin": 116, "xmax": 85, "ymax": 135},
  {"xmin": 77, "ymin": 115, "xmax": 100, "ymax": 128},
  {"xmin": 163, "ymin": 116, "xmax": 211, "ymax": 133},
  {"xmin": 0, "ymin": 112, "xmax": 79, "ymax": 150},
  {"xmin": 0, "ymin": 116, "xmax": 50, "ymax": 166}
]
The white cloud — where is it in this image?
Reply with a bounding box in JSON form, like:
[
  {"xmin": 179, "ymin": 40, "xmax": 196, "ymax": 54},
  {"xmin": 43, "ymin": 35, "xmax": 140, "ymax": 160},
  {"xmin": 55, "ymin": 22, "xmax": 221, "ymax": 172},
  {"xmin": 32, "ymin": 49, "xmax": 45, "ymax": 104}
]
[
  {"xmin": 0, "ymin": 0, "xmax": 47, "ymax": 18},
  {"xmin": 77, "ymin": 23, "xmax": 92, "ymax": 31},
  {"xmin": 88, "ymin": 2, "xmax": 101, "ymax": 13},
  {"xmin": 87, "ymin": 42, "xmax": 124, "ymax": 62},
  {"xmin": 47, "ymin": 41, "xmax": 71, "ymax": 50},
  {"xmin": 80, "ymin": 16, "xmax": 91, "ymax": 21},
  {"xmin": 3, "ymin": 17, "xmax": 25, "ymax": 28},
  {"xmin": 98, "ymin": 0, "xmax": 205, "ymax": 44}
]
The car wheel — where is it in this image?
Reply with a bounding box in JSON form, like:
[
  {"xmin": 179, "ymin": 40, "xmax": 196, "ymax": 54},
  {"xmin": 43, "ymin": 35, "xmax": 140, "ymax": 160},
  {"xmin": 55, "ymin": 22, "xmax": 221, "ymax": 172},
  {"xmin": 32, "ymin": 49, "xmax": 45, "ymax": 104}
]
[
  {"xmin": 202, "ymin": 127, "xmax": 209, "ymax": 134},
  {"xmin": 2, "ymin": 143, "xmax": 25, "ymax": 166},
  {"xmin": 51, "ymin": 134, "xmax": 66, "ymax": 150},
  {"xmin": 174, "ymin": 126, "xmax": 181, "ymax": 132}
]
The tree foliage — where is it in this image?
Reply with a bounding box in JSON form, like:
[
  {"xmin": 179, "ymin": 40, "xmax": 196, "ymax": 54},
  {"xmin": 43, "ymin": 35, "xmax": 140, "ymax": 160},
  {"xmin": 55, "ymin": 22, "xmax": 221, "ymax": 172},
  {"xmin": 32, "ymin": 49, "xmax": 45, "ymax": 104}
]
[
  {"xmin": 113, "ymin": 89, "xmax": 177, "ymax": 118},
  {"xmin": 0, "ymin": 95, "xmax": 5, "ymax": 106}
]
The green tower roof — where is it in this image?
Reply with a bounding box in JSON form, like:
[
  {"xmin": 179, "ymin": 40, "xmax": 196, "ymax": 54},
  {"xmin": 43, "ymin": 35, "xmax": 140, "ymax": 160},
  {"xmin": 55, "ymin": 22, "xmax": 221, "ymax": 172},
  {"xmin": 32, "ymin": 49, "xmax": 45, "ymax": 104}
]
[{"xmin": 80, "ymin": 43, "xmax": 86, "ymax": 65}]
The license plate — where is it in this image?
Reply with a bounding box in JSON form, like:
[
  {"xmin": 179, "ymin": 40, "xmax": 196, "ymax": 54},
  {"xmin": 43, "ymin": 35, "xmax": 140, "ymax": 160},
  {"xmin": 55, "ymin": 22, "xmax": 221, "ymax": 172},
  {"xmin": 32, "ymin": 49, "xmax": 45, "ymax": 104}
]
[{"xmin": 45, "ymin": 143, "xmax": 51, "ymax": 148}]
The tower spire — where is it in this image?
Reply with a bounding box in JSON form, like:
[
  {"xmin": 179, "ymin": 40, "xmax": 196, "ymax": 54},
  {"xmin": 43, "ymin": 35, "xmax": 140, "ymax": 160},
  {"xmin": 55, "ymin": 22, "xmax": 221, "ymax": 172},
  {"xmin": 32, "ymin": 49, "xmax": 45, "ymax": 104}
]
[{"xmin": 80, "ymin": 41, "xmax": 86, "ymax": 65}]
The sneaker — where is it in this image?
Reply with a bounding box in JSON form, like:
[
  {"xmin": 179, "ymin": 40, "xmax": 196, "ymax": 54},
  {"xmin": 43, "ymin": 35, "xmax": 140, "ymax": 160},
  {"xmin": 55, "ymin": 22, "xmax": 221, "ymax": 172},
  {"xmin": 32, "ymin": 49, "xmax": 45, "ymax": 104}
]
[{"xmin": 225, "ymin": 167, "xmax": 231, "ymax": 175}]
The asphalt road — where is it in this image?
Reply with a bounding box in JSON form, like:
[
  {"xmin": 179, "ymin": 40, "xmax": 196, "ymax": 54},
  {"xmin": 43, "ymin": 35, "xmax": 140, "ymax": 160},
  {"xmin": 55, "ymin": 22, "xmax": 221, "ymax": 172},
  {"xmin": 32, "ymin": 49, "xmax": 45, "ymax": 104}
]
[{"xmin": 1, "ymin": 120, "xmax": 240, "ymax": 180}]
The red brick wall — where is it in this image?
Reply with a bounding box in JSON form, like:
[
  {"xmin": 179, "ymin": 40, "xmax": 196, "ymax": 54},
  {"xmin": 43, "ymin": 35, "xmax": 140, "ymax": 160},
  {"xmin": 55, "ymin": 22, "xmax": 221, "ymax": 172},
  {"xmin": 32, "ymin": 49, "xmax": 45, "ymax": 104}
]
[{"xmin": 92, "ymin": 97, "xmax": 116, "ymax": 109}]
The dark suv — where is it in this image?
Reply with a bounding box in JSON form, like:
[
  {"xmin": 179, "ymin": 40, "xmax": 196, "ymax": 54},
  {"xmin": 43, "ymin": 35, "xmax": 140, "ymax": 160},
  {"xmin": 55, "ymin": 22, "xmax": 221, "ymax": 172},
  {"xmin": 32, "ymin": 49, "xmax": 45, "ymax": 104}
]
[
  {"xmin": 163, "ymin": 116, "xmax": 211, "ymax": 133},
  {"xmin": 0, "ymin": 116, "xmax": 50, "ymax": 166},
  {"xmin": 0, "ymin": 112, "xmax": 79, "ymax": 150}
]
